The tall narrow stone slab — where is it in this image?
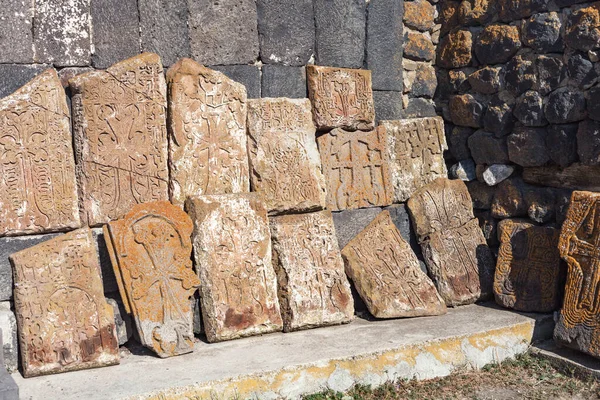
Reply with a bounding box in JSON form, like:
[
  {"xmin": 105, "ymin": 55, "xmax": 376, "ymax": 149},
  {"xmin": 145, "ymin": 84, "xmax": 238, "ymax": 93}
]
[
  {"xmin": 247, "ymin": 98, "xmax": 327, "ymax": 214},
  {"xmin": 494, "ymin": 219, "xmax": 564, "ymax": 312},
  {"xmin": 10, "ymin": 228, "xmax": 119, "ymax": 377},
  {"xmin": 408, "ymin": 178, "xmax": 495, "ymax": 306},
  {"xmin": 270, "ymin": 211, "xmax": 354, "ymax": 331},
  {"xmin": 69, "ymin": 53, "xmax": 169, "ymax": 226},
  {"xmin": 307, "ymin": 65, "xmax": 375, "ymax": 131},
  {"xmin": 555, "ymin": 191, "xmax": 600, "ymax": 357},
  {"xmin": 104, "ymin": 201, "xmax": 200, "ymax": 357},
  {"xmin": 381, "ymin": 117, "xmax": 448, "ymax": 202},
  {"xmin": 342, "ymin": 211, "xmax": 447, "ymax": 318},
  {"xmin": 186, "ymin": 194, "xmax": 283, "ymax": 342},
  {"xmin": 0, "ymin": 69, "xmax": 80, "ymax": 236},
  {"xmin": 166, "ymin": 59, "xmax": 249, "ymax": 206}
]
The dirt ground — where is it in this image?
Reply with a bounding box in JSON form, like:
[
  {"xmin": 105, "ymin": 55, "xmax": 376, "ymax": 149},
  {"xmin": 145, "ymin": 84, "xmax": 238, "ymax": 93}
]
[{"xmin": 303, "ymin": 352, "xmax": 600, "ymax": 400}]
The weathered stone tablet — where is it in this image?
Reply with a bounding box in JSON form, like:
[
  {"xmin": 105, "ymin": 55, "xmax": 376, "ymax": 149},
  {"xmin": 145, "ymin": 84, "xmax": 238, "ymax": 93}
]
[
  {"xmin": 11, "ymin": 228, "xmax": 119, "ymax": 377},
  {"xmin": 381, "ymin": 117, "xmax": 448, "ymax": 202},
  {"xmin": 166, "ymin": 59, "xmax": 249, "ymax": 206},
  {"xmin": 494, "ymin": 219, "xmax": 564, "ymax": 312},
  {"xmin": 408, "ymin": 178, "xmax": 495, "ymax": 306},
  {"xmin": 555, "ymin": 191, "xmax": 600, "ymax": 357},
  {"xmin": 307, "ymin": 65, "xmax": 375, "ymax": 131},
  {"xmin": 317, "ymin": 127, "xmax": 393, "ymax": 211},
  {"xmin": 69, "ymin": 53, "xmax": 169, "ymax": 226},
  {"xmin": 104, "ymin": 201, "xmax": 200, "ymax": 357},
  {"xmin": 247, "ymin": 98, "xmax": 326, "ymax": 214},
  {"xmin": 342, "ymin": 210, "xmax": 446, "ymax": 318},
  {"xmin": 269, "ymin": 211, "xmax": 353, "ymax": 331},
  {"xmin": 0, "ymin": 69, "xmax": 80, "ymax": 236},
  {"xmin": 186, "ymin": 194, "xmax": 282, "ymax": 342}
]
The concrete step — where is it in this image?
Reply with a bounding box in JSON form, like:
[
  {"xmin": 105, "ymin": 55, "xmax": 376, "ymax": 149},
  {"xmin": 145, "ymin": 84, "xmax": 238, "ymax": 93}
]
[
  {"xmin": 532, "ymin": 340, "xmax": 600, "ymax": 380},
  {"xmin": 13, "ymin": 303, "xmax": 553, "ymax": 400}
]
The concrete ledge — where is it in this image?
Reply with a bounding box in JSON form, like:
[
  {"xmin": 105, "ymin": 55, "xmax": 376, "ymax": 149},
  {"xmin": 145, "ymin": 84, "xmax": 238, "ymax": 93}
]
[
  {"xmin": 532, "ymin": 340, "xmax": 600, "ymax": 380},
  {"xmin": 14, "ymin": 304, "xmax": 551, "ymax": 399}
]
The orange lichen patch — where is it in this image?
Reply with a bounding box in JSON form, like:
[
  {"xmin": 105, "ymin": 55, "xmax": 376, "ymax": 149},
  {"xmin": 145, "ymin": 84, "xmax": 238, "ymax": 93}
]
[{"xmin": 404, "ymin": 0, "xmax": 436, "ymax": 31}]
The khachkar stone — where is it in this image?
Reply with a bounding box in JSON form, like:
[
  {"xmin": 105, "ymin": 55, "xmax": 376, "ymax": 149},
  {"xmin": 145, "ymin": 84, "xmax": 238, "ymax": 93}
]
[
  {"xmin": 555, "ymin": 191, "xmax": 600, "ymax": 357},
  {"xmin": 270, "ymin": 211, "xmax": 354, "ymax": 331},
  {"xmin": 10, "ymin": 228, "xmax": 119, "ymax": 377},
  {"xmin": 342, "ymin": 210, "xmax": 447, "ymax": 318},
  {"xmin": 494, "ymin": 219, "xmax": 563, "ymax": 312},
  {"xmin": 167, "ymin": 59, "xmax": 250, "ymax": 206},
  {"xmin": 307, "ymin": 65, "xmax": 375, "ymax": 131},
  {"xmin": 317, "ymin": 127, "xmax": 393, "ymax": 211},
  {"xmin": 104, "ymin": 201, "xmax": 200, "ymax": 357},
  {"xmin": 408, "ymin": 178, "xmax": 495, "ymax": 306},
  {"xmin": 247, "ymin": 98, "xmax": 327, "ymax": 214},
  {"xmin": 69, "ymin": 53, "xmax": 169, "ymax": 226},
  {"xmin": 186, "ymin": 194, "xmax": 283, "ymax": 342},
  {"xmin": 0, "ymin": 69, "xmax": 80, "ymax": 236},
  {"xmin": 381, "ymin": 117, "xmax": 448, "ymax": 203}
]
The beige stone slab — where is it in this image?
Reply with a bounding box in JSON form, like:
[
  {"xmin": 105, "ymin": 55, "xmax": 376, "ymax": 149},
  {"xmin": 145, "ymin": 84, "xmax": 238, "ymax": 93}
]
[
  {"xmin": 307, "ymin": 65, "xmax": 375, "ymax": 131},
  {"xmin": 10, "ymin": 228, "xmax": 119, "ymax": 377},
  {"xmin": 380, "ymin": 117, "xmax": 448, "ymax": 202},
  {"xmin": 269, "ymin": 211, "xmax": 354, "ymax": 332},
  {"xmin": 166, "ymin": 58, "xmax": 250, "ymax": 206},
  {"xmin": 342, "ymin": 210, "xmax": 447, "ymax": 318},
  {"xmin": 69, "ymin": 53, "xmax": 169, "ymax": 226},
  {"xmin": 247, "ymin": 98, "xmax": 327, "ymax": 214},
  {"xmin": 317, "ymin": 127, "xmax": 393, "ymax": 211},
  {"xmin": 0, "ymin": 69, "xmax": 80, "ymax": 236},
  {"xmin": 104, "ymin": 201, "xmax": 200, "ymax": 358},
  {"xmin": 186, "ymin": 193, "xmax": 283, "ymax": 342}
]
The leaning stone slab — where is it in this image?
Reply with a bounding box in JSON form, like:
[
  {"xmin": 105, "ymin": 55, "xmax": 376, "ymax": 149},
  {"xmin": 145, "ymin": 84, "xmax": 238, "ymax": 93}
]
[
  {"xmin": 0, "ymin": 69, "xmax": 81, "ymax": 236},
  {"xmin": 10, "ymin": 228, "xmax": 119, "ymax": 377},
  {"xmin": 381, "ymin": 117, "xmax": 448, "ymax": 202},
  {"xmin": 318, "ymin": 127, "xmax": 393, "ymax": 211},
  {"xmin": 494, "ymin": 219, "xmax": 564, "ymax": 312},
  {"xmin": 307, "ymin": 65, "xmax": 375, "ymax": 131},
  {"xmin": 270, "ymin": 211, "xmax": 354, "ymax": 331},
  {"xmin": 186, "ymin": 194, "xmax": 283, "ymax": 342},
  {"xmin": 166, "ymin": 59, "xmax": 249, "ymax": 206},
  {"xmin": 342, "ymin": 210, "xmax": 447, "ymax": 318},
  {"xmin": 555, "ymin": 191, "xmax": 600, "ymax": 357},
  {"xmin": 408, "ymin": 178, "xmax": 495, "ymax": 306},
  {"xmin": 247, "ymin": 98, "xmax": 327, "ymax": 214},
  {"xmin": 104, "ymin": 201, "xmax": 200, "ymax": 357},
  {"xmin": 70, "ymin": 53, "xmax": 169, "ymax": 226}
]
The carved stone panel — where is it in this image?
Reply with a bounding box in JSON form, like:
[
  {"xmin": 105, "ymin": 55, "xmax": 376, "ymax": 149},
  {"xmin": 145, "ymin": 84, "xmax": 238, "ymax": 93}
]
[
  {"xmin": 10, "ymin": 228, "xmax": 119, "ymax": 377},
  {"xmin": 69, "ymin": 53, "xmax": 169, "ymax": 226},
  {"xmin": 317, "ymin": 127, "xmax": 393, "ymax": 211},
  {"xmin": 247, "ymin": 98, "xmax": 327, "ymax": 214},
  {"xmin": 0, "ymin": 69, "xmax": 80, "ymax": 236},
  {"xmin": 408, "ymin": 178, "xmax": 495, "ymax": 306},
  {"xmin": 494, "ymin": 219, "xmax": 564, "ymax": 312},
  {"xmin": 307, "ymin": 65, "xmax": 375, "ymax": 131},
  {"xmin": 166, "ymin": 58, "xmax": 250, "ymax": 206},
  {"xmin": 555, "ymin": 191, "xmax": 600, "ymax": 357},
  {"xmin": 341, "ymin": 210, "xmax": 447, "ymax": 318},
  {"xmin": 381, "ymin": 117, "xmax": 448, "ymax": 202},
  {"xmin": 269, "ymin": 211, "xmax": 354, "ymax": 331},
  {"xmin": 104, "ymin": 201, "xmax": 200, "ymax": 357},
  {"xmin": 186, "ymin": 194, "xmax": 282, "ymax": 342}
]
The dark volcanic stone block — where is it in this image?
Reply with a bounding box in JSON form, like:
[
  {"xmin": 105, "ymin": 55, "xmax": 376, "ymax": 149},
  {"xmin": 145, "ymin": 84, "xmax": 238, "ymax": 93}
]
[
  {"xmin": 402, "ymin": 98, "xmax": 436, "ymax": 118},
  {"xmin": 468, "ymin": 67, "xmax": 502, "ymax": 95},
  {"xmin": 261, "ymin": 65, "xmax": 306, "ymax": 98},
  {"xmin": 586, "ymin": 86, "xmax": 600, "ymax": 121},
  {"xmin": 314, "ymin": 0, "xmax": 366, "ymax": 68},
  {"xmin": 546, "ymin": 124, "xmax": 579, "ymax": 168},
  {"xmin": 373, "ymin": 91, "xmax": 403, "ymax": 121},
  {"xmin": 498, "ymin": 0, "xmax": 548, "ymax": 22},
  {"xmin": 411, "ymin": 64, "xmax": 436, "ymax": 98},
  {"xmin": 212, "ymin": 65, "xmax": 261, "ymax": 99},
  {"xmin": 536, "ymin": 55, "xmax": 565, "ymax": 96},
  {"xmin": 367, "ymin": 0, "xmax": 403, "ymax": 91},
  {"xmin": 449, "ymin": 94, "xmax": 484, "ymax": 128},
  {"xmin": 0, "ymin": 0, "xmax": 33, "ymax": 63},
  {"xmin": 567, "ymin": 54, "xmax": 597, "ymax": 90},
  {"xmin": 468, "ymin": 130, "xmax": 510, "ymax": 165},
  {"xmin": 508, "ymin": 127, "xmax": 550, "ymax": 167},
  {"xmin": 577, "ymin": 119, "xmax": 600, "ymax": 166},
  {"xmin": 139, "ymin": 0, "xmax": 190, "ymax": 66},
  {"xmin": 449, "ymin": 126, "xmax": 474, "ymax": 161},
  {"xmin": 521, "ymin": 12, "xmax": 562, "ymax": 53},
  {"xmin": 545, "ymin": 88, "xmax": 587, "ymax": 124},
  {"xmin": 504, "ymin": 55, "xmax": 536, "ymax": 96},
  {"xmin": 474, "ymin": 24, "xmax": 521, "ymax": 65},
  {"xmin": 491, "ymin": 178, "xmax": 528, "ymax": 219},
  {"xmin": 91, "ymin": 0, "xmax": 140, "ymax": 68},
  {"xmin": 404, "ymin": 31, "xmax": 435, "ymax": 62},
  {"xmin": 257, "ymin": 0, "xmax": 314, "ymax": 66},
  {"xmin": 484, "ymin": 93, "xmax": 515, "ymax": 137},
  {"xmin": 514, "ymin": 90, "xmax": 546, "ymax": 127},
  {"xmin": 332, "ymin": 207, "xmax": 382, "ymax": 250},
  {"xmin": 467, "ymin": 181, "xmax": 495, "ymax": 210},
  {"xmin": 0, "ymin": 64, "xmax": 51, "ymax": 98},
  {"xmin": 565, "ymin": 4, "xmax": 600, "ymax": 52}
]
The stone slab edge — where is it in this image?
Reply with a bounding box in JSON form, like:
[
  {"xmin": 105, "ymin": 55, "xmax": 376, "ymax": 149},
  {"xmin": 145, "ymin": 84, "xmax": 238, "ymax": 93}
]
[{"xmin": 531, "ymin": 341, "xmax": 600, "ymax": 381}]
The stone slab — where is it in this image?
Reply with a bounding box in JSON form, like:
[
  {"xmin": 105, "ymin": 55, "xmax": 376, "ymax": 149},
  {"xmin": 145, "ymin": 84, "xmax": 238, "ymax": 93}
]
[
  {"xmin": 0, "ymin": 0, "xmax": 33, "ymax": 63},
  {"xmin": 261, "ymin": 65, "xmax": 307, "ymax": 98},
  {"xmin": 332, "ymin": 207, "xmax": 383, "ymax": 250},
  {"xmin": 166, "ymin": 59, "xmax": 249, "ymax": 206},
  {"xmin": 0, "ymin": 309, "xmax": 17, "ymax": 373},
  {"xmin": 270, "ymin": 211, "xmax": 354, "ymax": 332},
  {"xmin": 247, "ymin": 98, "xmax": 326, "ymax": 214},
  {"xmin": 69, "ymin": 53, "xmax": 169, "ymax": 227},
  {"xmin": 523, "ymin": 164, "xmax": 600, "ymax": 191},
  {"xmin": 373, "ymin": 91, "xmax": 404, "ymax": 121},
  {"xmin": 0, "ymin": 69, "xmax": 81, "ymax": 236},
  {"xmin": 105, "ymin": 298, "xmax": 132, "ymax": 346},
  {"xmin": 211, "ymin": 65, "xmax": 261, "ymax": 99},
  {"xmin": 13, "ymin": 304, "xmax": 549, "ymax": 399}
]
